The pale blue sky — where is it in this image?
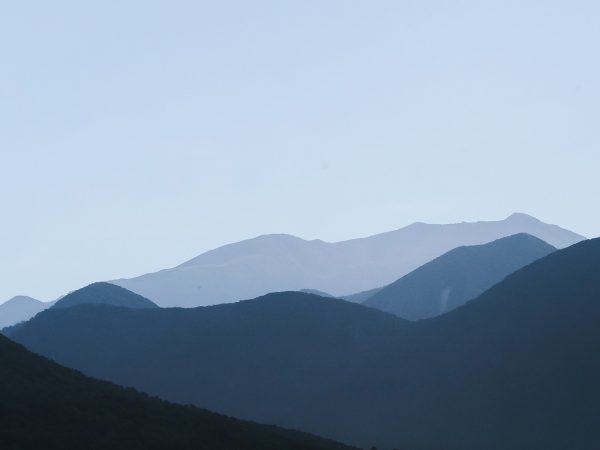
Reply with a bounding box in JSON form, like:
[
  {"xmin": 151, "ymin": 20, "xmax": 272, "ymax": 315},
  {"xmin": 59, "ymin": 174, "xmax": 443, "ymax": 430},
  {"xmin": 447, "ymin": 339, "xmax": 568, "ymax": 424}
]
[{"xmin": 1, "ymin": 1, "xmax": 599, "ymax": 301}]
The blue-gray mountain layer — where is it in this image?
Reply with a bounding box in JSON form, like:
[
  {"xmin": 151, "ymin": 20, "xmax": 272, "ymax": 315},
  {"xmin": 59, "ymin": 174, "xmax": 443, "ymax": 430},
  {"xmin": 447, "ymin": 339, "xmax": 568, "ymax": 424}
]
[
  {"xmin": 0, "ymin": 296, "xmax": 54, "ymax": 329},
  {"xmin": 112, "ymin": 213, "xmax": 583, "ymax": 307},
  {"xmin": 363, "ymin": 233, "xmax": 556, "ymax": 319}
]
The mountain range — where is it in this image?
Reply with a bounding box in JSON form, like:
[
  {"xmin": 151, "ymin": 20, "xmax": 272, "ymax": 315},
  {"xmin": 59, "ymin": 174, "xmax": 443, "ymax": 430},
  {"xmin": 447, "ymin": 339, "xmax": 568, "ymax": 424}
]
[
  {"xmin": 364, "ymin": 233, "xmax": 556, "ymax": 319},
  {"xmin": 11, "ymin": 237, "xmax": 600, "ymax": 449},
  {"xmin": 111, "ymin": 213, "xmax": 584, "ymax": 307}
]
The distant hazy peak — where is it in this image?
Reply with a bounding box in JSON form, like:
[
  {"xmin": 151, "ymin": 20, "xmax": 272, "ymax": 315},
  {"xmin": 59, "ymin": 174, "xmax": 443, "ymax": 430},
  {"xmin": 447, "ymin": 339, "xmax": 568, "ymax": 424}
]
[
  {"xmin": 178, "ymin": 233, "xmax": 314, "ymax": 268},
  {"xmin": 0, "ymin": 295, "xmax": 53, "ymax": 329},
  {"xmin": 243, "ymin": 233, "xmax": 308, "ymax": 243},
  {"xmin": 2, "ymin": 295, "xmax": 43, "ymax": 306},
  {"xmin": 506, "ymin": 212, "xmax": 542, "ymax": 222}
]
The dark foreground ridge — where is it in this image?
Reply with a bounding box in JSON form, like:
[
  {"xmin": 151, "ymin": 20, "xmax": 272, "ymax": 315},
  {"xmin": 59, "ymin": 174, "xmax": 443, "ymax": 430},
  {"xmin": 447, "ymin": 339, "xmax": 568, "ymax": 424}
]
[{"xmin": 0, "ymin": 333, "xmax": 356, "ymax": 450}]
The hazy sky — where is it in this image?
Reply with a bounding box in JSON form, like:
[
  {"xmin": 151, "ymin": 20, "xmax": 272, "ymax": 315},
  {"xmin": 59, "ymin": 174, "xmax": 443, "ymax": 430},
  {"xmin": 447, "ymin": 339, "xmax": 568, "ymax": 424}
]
[{"xmin": 1, "ymin": 1, "xmax": 599, "ymax": 301}]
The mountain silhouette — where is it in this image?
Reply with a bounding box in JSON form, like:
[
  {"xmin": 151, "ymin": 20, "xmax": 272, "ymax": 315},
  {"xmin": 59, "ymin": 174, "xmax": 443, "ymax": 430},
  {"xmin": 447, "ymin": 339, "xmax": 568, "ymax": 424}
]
[
  {"xmin": 52, "ymin": 282, "xmax": 159, "ymax": 309},
  {"xmin": 0, "ymin": 296, "xmax": 54, "ymax": 329},
  {"xmin": 111, "ymin": 213, "xmax": 584, "ymax": 307},
  {"xmin": 364, "ymin": 233, "xmax": 556, "ymax": 319},
  {"xmin": 0, "ymin": 333, "xmax": 355, "ymax": 450},
  {"xmin": 12, "ymin": 238, "xmax": 600, "ymax": 449}
]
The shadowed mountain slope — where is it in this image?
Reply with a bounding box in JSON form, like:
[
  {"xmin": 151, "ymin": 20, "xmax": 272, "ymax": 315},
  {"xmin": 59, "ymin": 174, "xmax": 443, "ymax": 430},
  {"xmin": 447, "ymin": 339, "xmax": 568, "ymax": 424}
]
[
  {"xmin": 0, "ymin": 333, "xmax": 355, "ymax": 450},
  {"xmin": 364, "ymin": 233, "xmax": 556, "ymax": 319},
  {"xmin": 9, "ymin": 293, "xmax": 407, "ymax": 429},
  {"xmin": 299, "ymin": 238, "xmax": 600, "ymax": 448}
]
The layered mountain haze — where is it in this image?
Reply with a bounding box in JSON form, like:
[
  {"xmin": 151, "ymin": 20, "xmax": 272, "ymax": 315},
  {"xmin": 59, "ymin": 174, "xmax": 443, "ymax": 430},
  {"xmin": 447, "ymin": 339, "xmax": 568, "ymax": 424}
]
[
  {"xmin": 12, "ymin": 237, "xmax": 600, "ymax": 448},
  {"xmin": 0, "ymin": 296, "xmax": 54, "ymax": 329},
  {"xmin": 6, "ymin": 2, "xmax": 599, "ymax": 449},
  {"xmin": 112, "ymin": 213, "xmax": 584, "ymax": 307},
  {"xmin": 364, "ymin": 233, "xmax": 556, "ymax": 319},
  {"xmin": 8, "ymin": 292, "xmax": 407, "ymax": 429}
]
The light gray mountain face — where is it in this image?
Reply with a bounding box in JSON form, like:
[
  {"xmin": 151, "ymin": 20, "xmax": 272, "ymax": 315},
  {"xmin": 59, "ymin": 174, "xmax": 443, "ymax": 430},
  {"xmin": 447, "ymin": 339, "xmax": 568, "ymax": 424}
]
[
  {"xmin": 112, "ymin": 213, "xmax": 585, "ymax": 307},
  {"xmin": 0, "ymin": 296, "xmax": 54, "ymax": 329}
]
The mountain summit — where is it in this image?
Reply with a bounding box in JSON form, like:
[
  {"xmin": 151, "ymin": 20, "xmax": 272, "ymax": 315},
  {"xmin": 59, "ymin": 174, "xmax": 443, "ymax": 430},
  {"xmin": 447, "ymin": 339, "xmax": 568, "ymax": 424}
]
[{"xmin": 52, "ymin": 282, "xmax": 158, "ymax": 309}]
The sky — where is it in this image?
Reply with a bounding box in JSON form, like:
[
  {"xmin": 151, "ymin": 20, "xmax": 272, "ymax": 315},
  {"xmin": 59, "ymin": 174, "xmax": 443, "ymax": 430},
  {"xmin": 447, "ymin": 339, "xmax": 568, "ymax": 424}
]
[{"xmin": 1, "ymin": 0, "xmax": 599, "ymax": 302}]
